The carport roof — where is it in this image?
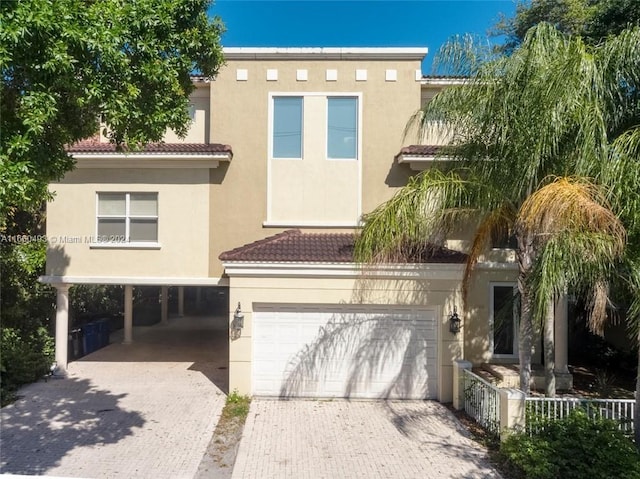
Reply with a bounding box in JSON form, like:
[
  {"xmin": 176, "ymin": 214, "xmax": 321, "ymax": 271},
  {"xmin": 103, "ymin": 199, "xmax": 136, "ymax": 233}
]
[{"xmin": 219, "ymin": 229, "xmax": 467, "ymax": 263}]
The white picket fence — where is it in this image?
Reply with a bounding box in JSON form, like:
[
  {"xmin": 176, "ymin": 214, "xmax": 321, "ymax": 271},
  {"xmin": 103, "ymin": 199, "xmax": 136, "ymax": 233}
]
[
  {"xmin": 526, "ymin": 397, "xmax": 635, "ymax": 435},
  {"xmin": 461, "ymin": 368, "xmax": 501, "ymax": 437},
  {"xmin": 458, "ymin": 365, "xmax": 635, "ymax": 439}
]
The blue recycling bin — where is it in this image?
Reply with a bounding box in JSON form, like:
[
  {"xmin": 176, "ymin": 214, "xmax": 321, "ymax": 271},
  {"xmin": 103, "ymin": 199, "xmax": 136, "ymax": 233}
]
[
  {"xmin": 96, "ymin": 319, "xmax": 110, "ymax": 348},
  {"xmin": 82, "ymin": 322, "xmax": 100, "ymax": 355}
]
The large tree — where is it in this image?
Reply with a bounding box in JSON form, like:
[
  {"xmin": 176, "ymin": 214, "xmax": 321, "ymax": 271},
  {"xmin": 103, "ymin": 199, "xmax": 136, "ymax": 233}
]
[
  {"xmin": 0, "ymin": 0, "xmax": 225, "ymax": 221},
  {"xmin": 355, "ymin": 24, "xmax": 640, "ymax": 406},
  {"xmin": 494, "ymin": 0, "xmax": 640, "ymax": 51}
]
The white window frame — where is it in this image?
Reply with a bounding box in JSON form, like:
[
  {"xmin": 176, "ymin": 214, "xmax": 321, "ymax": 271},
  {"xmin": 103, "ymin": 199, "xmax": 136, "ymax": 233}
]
[
  {"xmin": 325, "ymin": 96, "xmax": 359, "ymax": 161},
  {"xmin": 489, "ymin": 282, "xmax": 519, "ymax": 359},
  {"xmin": 93, "ymin": 192, "xmax": 160, "ymax": 248},
  {"xmin": 270, "ymin": 95, "xmax": 304, "ymax": 160}
]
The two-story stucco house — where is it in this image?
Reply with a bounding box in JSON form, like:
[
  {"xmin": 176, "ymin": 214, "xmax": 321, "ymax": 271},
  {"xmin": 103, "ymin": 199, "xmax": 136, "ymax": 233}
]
[{"xmin": 42, "ymin": 47, "xmax": 568, "ymax": 402}]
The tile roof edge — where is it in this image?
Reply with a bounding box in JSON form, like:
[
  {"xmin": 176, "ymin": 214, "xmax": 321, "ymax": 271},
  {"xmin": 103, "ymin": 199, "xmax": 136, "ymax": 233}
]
[{"xmin": 218, "ymin": 229, "xmax": 302, "ymax": 260}]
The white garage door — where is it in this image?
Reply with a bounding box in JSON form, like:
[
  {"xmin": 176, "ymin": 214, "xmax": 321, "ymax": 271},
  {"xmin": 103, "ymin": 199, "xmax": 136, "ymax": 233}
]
[{"xmin": 252, "ymin": 306, "xmax": 438, "ymax": 399}]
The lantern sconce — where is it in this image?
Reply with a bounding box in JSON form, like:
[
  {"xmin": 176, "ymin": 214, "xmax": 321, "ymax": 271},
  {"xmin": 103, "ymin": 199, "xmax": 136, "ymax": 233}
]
[
  {"xmin": 233, "ymin": 302, "xmax": 245, "ymax": 330},
  {"xmin": 449, "ymin": 306, "xmax": 462, "ymax": 334}
]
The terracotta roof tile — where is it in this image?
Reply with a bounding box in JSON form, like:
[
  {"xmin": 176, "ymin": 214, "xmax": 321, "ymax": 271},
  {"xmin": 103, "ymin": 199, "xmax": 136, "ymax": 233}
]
[
  {"xmin": 219, "ymin": 229, "xmax": 467, "ymax": 264},
  {"xmin": 397, "ymin": 145, "xmax": 442, "ymax": 157},
  {"xmin": 219, "ymin": 230, "xmax": 354, "ymax": 262},
  {"xmin": 66, "ymin": 140, "xmax": 232, "ymax": 155}
]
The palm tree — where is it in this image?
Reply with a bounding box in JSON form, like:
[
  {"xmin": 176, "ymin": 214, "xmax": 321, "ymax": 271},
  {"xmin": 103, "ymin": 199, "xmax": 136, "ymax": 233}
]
[{"xmin": 355, "ymin": 24, "xmax": 640, "ymax": 403}]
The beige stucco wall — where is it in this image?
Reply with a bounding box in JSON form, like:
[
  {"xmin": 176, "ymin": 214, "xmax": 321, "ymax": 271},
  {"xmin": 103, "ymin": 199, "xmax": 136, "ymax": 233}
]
[
  {"xmin": 225, "ymin": 269, "xmax": 466, "ymax": 402},
  {"xmin": 48, "ymin": 55, "xmax": 451, "ymax": 281},
  {"xmin": 46, "ymin": 168, "xmax": 211, "ymax": 279},
  {"xmin": 208, "ymin": 58, "xmax": 423, "ymax": 277},
  {"xmin": 464, "ymin": 265, "xmax": 541, "ymax": 366},
  {"xmin": 269, "ymin": 94, "xmax": 360, "ymax": 223},
  {"xmin": 415, "ymin": 84, "xmax": 452, "ymax": 145},
  {"xmin": 163, "ymin": 84, "xmax": 210, "ymax": 143}
]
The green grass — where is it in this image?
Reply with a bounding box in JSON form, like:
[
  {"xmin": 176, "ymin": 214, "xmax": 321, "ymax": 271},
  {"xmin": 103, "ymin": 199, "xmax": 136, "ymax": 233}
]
[{"xmin": 221, "ymin": 390, "xmax": 251, "ymax": 421}]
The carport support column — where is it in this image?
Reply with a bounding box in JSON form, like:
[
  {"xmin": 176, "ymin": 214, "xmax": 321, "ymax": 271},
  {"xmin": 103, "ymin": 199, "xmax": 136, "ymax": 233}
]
[
  {"xmin": 161, "ymin": 286, "xmax": 169, "ymax": 324},
  {"xmin": 124, "ymin": 285, "xmax": 133, "ymax": 344},
  {"xmin": 178, "ymin": 286, "xmax": 185, "ymax": 317},
  {"xmin": 54, "ymin": 284, "xmax": 70, "ymax": 373}
]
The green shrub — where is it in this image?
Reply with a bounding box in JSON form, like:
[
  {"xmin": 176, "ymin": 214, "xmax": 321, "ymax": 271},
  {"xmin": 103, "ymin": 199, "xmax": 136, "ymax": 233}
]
[
  {"xmin": 1, "ymin": 326, "xmax": 55, "ymax": 405},
  {"xmin": 223, "ymin": 390, "xmax": 251, "ymax": 420},
  {"xmin": 499, "ymin": 409, "xmax": 640, "ymax": 479},
  {"xmin": 70, "ymin": 284, "xmax": 124, "ymax": 319}
]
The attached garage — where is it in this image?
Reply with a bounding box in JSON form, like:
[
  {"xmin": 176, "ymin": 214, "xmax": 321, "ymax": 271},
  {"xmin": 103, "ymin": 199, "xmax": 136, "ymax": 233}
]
[
  {"xmin": 220, "ymin": 229, "xmax": 468, "ymax": 403},
  {"xmin": 252, "ymin": 305, "xmax": 438, "ymax": 399}
]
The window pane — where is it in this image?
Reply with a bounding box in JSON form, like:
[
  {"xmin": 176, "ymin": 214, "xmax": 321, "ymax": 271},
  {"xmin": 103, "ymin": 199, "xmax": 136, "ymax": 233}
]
[
  {"xmin": 327, "ymin": 97, "xmax": 357, "ymax": 159},
  {"xmin": 97, "ymin": 219, "xmax": 126, "ymax": 240},
  {"xmin": 130, "ymin": 219, "xmax": 158, "ymax": 242},
  {"xmin": 273, "ymin": 97, "xmax": 302, "ymax": 158},
  {"xmin": 130, "ymin": 193, "xmax": 157, "ymax": 216},
  {"xmin": 493, "ymin": 286, "xmax": 515, "ymax": 355},
  {"xmin": 98, "ymin": 193, "xmax": 125, "ymax": 215}
]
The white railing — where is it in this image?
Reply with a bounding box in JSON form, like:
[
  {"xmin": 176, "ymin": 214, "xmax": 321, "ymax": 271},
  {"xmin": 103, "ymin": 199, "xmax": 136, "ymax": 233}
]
[
  {"xmin": 462, "ymin": 368, "xmax": 501, "ymax": 437},
  {"xmin": 526, "ymin": 397, "xmax": 635, "ymax": 435}
]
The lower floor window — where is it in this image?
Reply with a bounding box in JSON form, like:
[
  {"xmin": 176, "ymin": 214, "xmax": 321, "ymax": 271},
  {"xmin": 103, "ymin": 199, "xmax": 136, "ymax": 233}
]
[
  {"xmin": 491, "ymin": 283, "xmax": 518, "ymax": 356},
  {"xmin": 97, "ymin": 192, "xmax": 158, "ymax": 242}
]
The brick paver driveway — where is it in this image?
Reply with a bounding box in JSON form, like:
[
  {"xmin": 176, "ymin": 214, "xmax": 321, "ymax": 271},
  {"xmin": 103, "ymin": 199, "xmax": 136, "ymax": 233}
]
[
  {"xmin": 1, "ymin": 316, "xmax": 228, "ymax": 479},
  {"xmin": 232, "ymin": 399, "xmax": 501, "ymax": 479}
]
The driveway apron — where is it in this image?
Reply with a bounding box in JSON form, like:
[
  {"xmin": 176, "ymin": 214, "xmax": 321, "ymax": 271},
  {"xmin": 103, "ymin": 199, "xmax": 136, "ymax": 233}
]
[
  {"xmin": 0, "ymin": 316, "xmax": 227, "ymax": 479},
  {"xmin": 232, "ymin": 399, "xmax": 501, "ymax": 479}
]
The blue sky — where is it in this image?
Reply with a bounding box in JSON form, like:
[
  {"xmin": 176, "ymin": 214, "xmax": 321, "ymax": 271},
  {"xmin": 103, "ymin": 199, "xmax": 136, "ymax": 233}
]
[{"xmin": 209, "ymin": 1, "xmax": 517, "ymax": 72}]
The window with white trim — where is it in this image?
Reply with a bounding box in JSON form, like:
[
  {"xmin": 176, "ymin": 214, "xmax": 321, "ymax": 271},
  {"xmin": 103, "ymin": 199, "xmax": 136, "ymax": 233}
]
[
  {"xmin": 327, "ymin": 96, "xmax": 358, "ymax": 159},
  {"xmin": 272, "ymin": 96, "xmax": 303, "ymax": 159},
  {"xmin": 96, "ymin": 193, "xmax": 158, "ymax": 243},
  {"xmin": 490, "ymin": 283, "xmax": 519, "ymax": 357}
]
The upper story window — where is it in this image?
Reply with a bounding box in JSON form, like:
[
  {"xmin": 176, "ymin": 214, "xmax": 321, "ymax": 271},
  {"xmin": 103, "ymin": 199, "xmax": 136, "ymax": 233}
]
[
  {"xmin": 96, "ymin": 192, "xmax": 158, "ymax": 243},
  {"xmin": 267, "ymin": 92, "xmax": 362, "ymax": 226},
  {"xmin": 327, "ymin": 97, "xmax": 358, "ymax": 160},
  {"xmin": 273, "ymin": 96, "xmax": 303, "ymax": 159}
]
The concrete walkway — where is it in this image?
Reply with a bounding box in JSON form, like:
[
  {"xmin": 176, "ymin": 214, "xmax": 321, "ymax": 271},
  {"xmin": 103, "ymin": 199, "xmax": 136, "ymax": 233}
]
[
  {"xmin": 1, "ymin": 316, "xmax": 228, "ymax": 479},
  {"xmin": 232, "ymin": 399, "xmax": 502, "ymax": 479}
]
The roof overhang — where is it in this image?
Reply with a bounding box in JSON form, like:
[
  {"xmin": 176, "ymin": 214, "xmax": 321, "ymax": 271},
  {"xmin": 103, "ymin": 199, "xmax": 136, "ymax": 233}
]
[
  {"xmin": 70, "ymin": 152, "xmax": 232, "ymax": 169},
  {"xmin": 223, "ymin": 47, "xmax": 428, "ymax": 61},
  {"xmin": 39, "ymin": 275, "xmax": 228, "ymax": 286},
  {"xmin": 421, "ymin": 77, "xmax": 468, "ymax": 86},
  {"xmin": 222, "ymin": 261, "xmax": 464, "ymax": 280},
  {"xmin": 396, "ymin": 154, "xmax": 456, "ymax": 170}
]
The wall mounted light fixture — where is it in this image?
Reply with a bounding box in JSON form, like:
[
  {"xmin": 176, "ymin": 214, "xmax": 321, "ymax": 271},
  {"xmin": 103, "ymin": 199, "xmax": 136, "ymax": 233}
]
[
  {"xmin": 449, "ymin": 306, "xmax": 461, "ymax": 334},
  {"xmin": 233, "ymin": 302, "xmax": 244, "ymax": 330}
]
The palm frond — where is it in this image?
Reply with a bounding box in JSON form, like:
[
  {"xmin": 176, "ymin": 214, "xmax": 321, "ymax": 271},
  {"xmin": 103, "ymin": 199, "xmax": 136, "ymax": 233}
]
[
  {"xmin": 603, "ymin": 128, "xmax": 640, "ymax": 236},
  {"xmin": 462, "ymin": 202, "xmax": 517, "ymax": 299},
  {"xmin": 516, "ymin": 176, "xmax": 626, "ymax": 254},
  {"xmin": 528, "ymin": 231, "xmax": 624, "ymax": 332},
  {"xmin": 355, "ymin": 168, "xmax": 508, "ymax": 263}
]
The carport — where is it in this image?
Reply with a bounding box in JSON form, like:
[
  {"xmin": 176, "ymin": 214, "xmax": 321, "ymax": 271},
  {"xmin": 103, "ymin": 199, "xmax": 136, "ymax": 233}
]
[
  {"xmin": 38, "ymin": 277, "xmax": 230, "ymax": 384},
  {"xmin": 81, "ymin": 313, "xmax": 230, "ymax": 393}
]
